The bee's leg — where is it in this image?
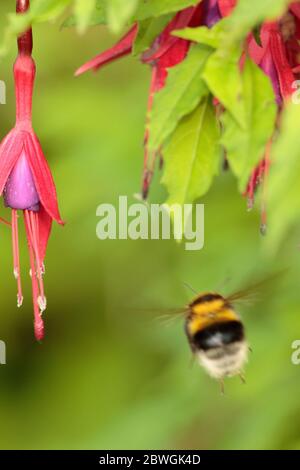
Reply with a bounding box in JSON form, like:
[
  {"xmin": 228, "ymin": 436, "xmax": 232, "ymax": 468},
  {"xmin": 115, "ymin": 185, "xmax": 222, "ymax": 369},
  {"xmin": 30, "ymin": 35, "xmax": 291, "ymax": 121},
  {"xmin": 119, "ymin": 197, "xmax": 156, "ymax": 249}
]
[
  {"xmin": 248, "ymin": 346, "xmax": 253, "ymax": 353},
  {"xmin": 219, "ymin": 379, "xmax": 225, "ymax": 395},
  {"xmin": 239, "ymin": 373, "xmax": 246, "ymax": 384}
]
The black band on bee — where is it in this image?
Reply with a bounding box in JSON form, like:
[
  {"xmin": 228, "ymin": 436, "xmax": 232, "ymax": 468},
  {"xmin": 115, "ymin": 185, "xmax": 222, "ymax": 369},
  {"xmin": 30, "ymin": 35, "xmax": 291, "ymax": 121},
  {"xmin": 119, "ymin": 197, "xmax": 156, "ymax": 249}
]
[
  {"xmin": 191, "ymin": 321, "xmax": 245, "ymax": 351},
  {"xmin": 189, "ymin": 293, "xmax": 224, "ymax": 307}
]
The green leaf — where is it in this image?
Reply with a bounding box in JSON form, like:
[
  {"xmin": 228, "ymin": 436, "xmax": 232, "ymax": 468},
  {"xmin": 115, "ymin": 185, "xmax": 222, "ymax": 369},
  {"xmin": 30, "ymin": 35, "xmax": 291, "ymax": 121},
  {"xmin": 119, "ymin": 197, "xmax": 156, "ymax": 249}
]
[
  {"xmin": 202, "ymin": 45, "xmax": 246, "ymax": 127},
  {"xmin": 176, "ymin": 2, "xmax": 292, "ymax": 54},
  {"xmin": 148, "ymin": 44, "xmax": 212, "ymax": 152},
  {"xmin": 267, "ymin": 104, "xmax": 300, "ymax": 251},
  {"xmin": 74, "ymin": 0, "xmax": 97, "ymax": 33},
  {"xmin": 133, "ymin": 14, "xmax": 172, "ymax": 55},
  {"xmin": 222, "ymin": 0, "xmax": 292, "ymax": 48},
  {"xmin": 221, "ymin": 59, "xmax": 276, "ymax": 192},
  {"xmin": 162, "ymin": 97, "xmax": 221, "ymax": 205},
  {"xmin": 106, "ymin": 0, "xmax": 139, "ymax": 34},
  {"xmin": 0, "ymin": 0, "xmax": 73, "ymax": 57},
  {"xmin": 173, "ymin": 19, "xmax": 229, "ymax": 49},
  {"xmin": 62, "ymin": 0, "xmax": 106, "ymax": 28},
  {"xmin": 25, "ymin": 0, "xmax": 72, "ymax": 22},
  {"xmin": 134, "ymin": 0, "xmax": 200, "ymax": 21}
]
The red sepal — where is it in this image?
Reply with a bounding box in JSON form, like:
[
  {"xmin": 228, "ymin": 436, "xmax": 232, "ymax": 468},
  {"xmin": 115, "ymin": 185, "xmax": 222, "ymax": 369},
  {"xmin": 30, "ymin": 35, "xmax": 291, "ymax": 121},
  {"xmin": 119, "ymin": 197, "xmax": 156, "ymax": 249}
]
[
  {"xmin": 75, "ymin": 25, "xmax": 138, "ymax": 76},
  {"xmin": 25, "ymin": 133, "xmax": 64, "ymax": 225},
  {"xmin": 218, "ymin": 0, "xmax": 237, "ymax": 17}
]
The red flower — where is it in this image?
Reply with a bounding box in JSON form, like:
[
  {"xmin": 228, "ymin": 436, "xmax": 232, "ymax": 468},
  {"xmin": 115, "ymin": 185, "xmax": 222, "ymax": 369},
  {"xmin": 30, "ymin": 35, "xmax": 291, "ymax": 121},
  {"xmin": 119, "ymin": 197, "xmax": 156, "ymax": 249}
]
[
  {"xmin": 140, "ymin": 5, "xmax": 203, "ymax": 196},
  {"xmin": 76, "ymin": 5, "xmax": 205, "ymax": 197},
  {"xmin": 218, "ymin": 0, "xmax": 236, "ymax": 17},
  {"xmin": 0, "ymin": 1, "xmax": 63, "ymax": 341},
  {"xmin": 244, "ymin": 6, "xmax": 300, "ymax": 228},
  {"xmin": 75, "ymin": 25, "xmax": 138, "ymax": 76},
  {"xmin": 76, "ymin": 0, "xmax": 300, "ymax": 231}
]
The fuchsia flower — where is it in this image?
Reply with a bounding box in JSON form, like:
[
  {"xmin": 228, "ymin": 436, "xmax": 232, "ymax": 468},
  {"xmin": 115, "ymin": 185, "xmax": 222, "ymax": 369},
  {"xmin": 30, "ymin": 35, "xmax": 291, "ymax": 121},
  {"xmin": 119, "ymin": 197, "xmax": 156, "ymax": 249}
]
[
  {"xmin": 0, "ymin": 0, "xmax": 63, "ymax": 341},
  {"xmin": 242, "ymin": 5, "xmax": 300, "ymax": 222},
  {"xmin": 140, "ymin": 5, "xmax": 204, "ymax": 197},
  {"xmin": 216, "ymin": 1, "xmax": 300, "ymax": 228},
  {"xmin": 77, "ymin": 0, "xmax": 300, "ymax": 229},
  {"xmin": 76, "ymin": 3, "xmax": 207, "ymax": 197},
  {"xmin": 217, "ymin": 0, "xmax": 236, "ymax": 17}
]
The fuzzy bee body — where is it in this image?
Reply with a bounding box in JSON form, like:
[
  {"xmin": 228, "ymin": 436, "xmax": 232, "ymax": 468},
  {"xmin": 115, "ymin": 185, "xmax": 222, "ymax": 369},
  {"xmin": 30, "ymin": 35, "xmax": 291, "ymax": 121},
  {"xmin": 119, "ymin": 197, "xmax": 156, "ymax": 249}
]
[{"xmin": 185, "ymin": 293, "xmax": 249, "ymax": 380}]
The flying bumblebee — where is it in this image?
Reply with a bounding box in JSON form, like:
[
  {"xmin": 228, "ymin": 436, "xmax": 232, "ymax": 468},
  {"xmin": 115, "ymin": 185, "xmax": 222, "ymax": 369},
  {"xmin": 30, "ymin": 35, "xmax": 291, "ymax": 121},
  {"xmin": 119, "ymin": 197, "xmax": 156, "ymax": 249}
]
[
  {"xmin": 185, "ymin": 290, "xmax": 249, "ymax": 390},
  {"xmin": 158, "ymin": 274, "xmax": 283, "ymax": 392}
]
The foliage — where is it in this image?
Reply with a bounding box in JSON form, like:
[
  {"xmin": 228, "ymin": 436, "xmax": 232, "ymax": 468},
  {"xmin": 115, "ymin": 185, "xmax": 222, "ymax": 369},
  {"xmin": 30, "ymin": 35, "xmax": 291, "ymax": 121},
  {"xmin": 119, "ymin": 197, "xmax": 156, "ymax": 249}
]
[
  {"xmin": 0, "ymin": 0, "xmax": 299, "ymax": 251},
  {"xmin": 0, "ymin": 1, "xmax": 299, "ymax": 249},
  {"xmin": 1, "ymin": 0, "xmax": 300, "ymax": 451},
  {"xmin": 163, "ymin": 97, "xmax": 221, "ymax": 205}
]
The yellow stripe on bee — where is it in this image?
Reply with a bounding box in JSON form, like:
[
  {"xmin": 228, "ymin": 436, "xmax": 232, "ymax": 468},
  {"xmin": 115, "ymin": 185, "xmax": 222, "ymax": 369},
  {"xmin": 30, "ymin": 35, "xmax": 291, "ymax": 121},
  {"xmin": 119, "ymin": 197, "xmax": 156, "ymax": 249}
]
[
  {"xmin": 192, "ymin": 299, "xmax": 225, "ymax": 316},
  {"xmin": 188, "ymin": 307, "xmax": 239, "ymax": 335}
]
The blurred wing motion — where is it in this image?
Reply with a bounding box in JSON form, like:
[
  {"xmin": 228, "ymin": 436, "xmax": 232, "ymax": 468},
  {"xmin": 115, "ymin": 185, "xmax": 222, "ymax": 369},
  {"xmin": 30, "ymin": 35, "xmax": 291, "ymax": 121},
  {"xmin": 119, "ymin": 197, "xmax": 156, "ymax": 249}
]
[
  {"xmin": 184, "ymin": 270, "xmax": 288, "ymax": 386},
  {"xmin": 225, "ymin": 269, "xmax": 288, "ymax": 306},
  {"xmin": 128, "ymin": 306, "xmax": 188, "ymax": 327}
]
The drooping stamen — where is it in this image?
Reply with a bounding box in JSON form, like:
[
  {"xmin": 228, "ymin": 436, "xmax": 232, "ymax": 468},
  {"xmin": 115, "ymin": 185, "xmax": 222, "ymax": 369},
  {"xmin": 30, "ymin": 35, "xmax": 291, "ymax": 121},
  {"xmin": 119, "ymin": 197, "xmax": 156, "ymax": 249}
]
[
  {"xmin": 12, "ymin": 209, "xmax": 23, "ymax": 307},
  {"xmin": 244, "ymin": 156, "xmax": 267, "ymax": 211},
  {"xmin": 29, "ymin": 210, "xmax": 46, "ymax": 311},
  {"xmin": 24, "ymin": 210, "xmax": 46, "ymax": 312},
  {"xmin": 260, "ymin": 141, "xmax": 272, "ymax": 236},
  {"xmin": 142, "ymin": 67, "xmax": 160, "ymax": 199},
  {"xmin": 24, "ymin": 211, "xmax": 44, "ymax": 341},
  {"xmin": 246, "ymin": 168, "xmax": 259, "ymax": 210}
]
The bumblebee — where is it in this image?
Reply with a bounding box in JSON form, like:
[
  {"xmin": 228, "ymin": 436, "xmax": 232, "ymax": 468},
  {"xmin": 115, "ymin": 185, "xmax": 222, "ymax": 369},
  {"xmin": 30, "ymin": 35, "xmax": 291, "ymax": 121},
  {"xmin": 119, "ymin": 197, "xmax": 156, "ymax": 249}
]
[
  {"xmin": 147, "ymin": 272, "xmax": 284, "ymax": 391},
  {"xmin": 185, "ymin": 292, "xmax": 249, "ymax": 388}
]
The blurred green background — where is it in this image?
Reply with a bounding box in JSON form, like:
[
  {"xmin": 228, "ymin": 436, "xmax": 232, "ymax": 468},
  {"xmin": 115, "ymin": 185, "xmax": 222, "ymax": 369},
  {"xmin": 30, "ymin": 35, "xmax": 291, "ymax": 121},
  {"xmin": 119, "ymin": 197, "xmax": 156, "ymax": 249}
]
[{"xmin": 0, "ymin": 1, "xmax": 300, "ymax": 451}]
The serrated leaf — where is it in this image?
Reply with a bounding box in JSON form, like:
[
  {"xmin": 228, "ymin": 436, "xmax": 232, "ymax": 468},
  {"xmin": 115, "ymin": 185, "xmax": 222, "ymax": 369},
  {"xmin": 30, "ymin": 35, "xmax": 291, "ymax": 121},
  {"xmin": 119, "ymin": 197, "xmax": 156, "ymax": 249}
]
[
  {"xmin": 74, "ymin": 0, "xmax": 97, "ymax": 33},
  {"xmin": 148, "ymin": 44, "xmax": 212, "ymax": 152},
  {"xmin": 162, "ymin": 97, "xmax": 221, "ymax": 205},
  {"xmin": 62, "ymin": 0, "xmax": 106, "ymax": 28},
  {"xmin": 176, "ymin": 2, "xmax": 292, "ymax": 55},
  {"xmin": 267, "ymin": 104, "xmax": 300, "ymax": 251},
  {"xmin": 220, "ymin": 59, "xmax": 276, "ymax": 192},
  {"xmin": 173, "ymin": 19, "xmax": 228, "ymax": 49},
  {"xmin": 202, "ymin": 45, "xmax": 246, "ymax": 127},
  {"xmin": 26, "ymin": 0, "xmax": 72, "ymax": 22},
  {"xmin": 134, "ymin": 0, "xmax": 200, "ymax": 21},
  {"xmin": 133, "ymin": 14, "xmax": 172, "ymax": 55},
  {"xmin": 106, "ymin": 0, "xmax": 139, "ymax": 34},
  {"xmin": 222, "ymin": 0, "xmax": 292, "ymax": 48},
  {"xmin": 0, "ymin": 0, "xmax": 73, "ymax": 57}
]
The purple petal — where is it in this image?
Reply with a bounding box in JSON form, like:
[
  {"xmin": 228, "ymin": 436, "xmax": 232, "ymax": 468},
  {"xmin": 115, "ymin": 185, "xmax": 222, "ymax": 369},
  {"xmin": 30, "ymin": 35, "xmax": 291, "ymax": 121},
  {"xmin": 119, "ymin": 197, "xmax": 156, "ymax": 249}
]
[
  {"xmin": 4, "ymin": 149, "xmax": 40, "ymax": 211},
  {"xmin": 203, "ymin": 0, "xmax": 221, "ymax": 28}
]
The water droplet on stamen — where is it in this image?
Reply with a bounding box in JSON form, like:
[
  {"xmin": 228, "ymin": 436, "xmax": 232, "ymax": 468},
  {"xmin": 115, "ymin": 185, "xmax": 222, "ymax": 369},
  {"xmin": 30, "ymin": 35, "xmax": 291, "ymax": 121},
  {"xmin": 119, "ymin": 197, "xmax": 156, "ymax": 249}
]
[
  {"xmin": 38, "ymin": 296, "xmax": 47, "ymax": 313},
  {"xmin": 14, "ymin": 268, "xmax": 19, "ymax": 279},
  {"xmin": 17, "ymin": 295, "xmax": 23, "ymax": 308},
  {"xmin": 260, "ymin": 223, "xmax": 267, "ymax": 236}
]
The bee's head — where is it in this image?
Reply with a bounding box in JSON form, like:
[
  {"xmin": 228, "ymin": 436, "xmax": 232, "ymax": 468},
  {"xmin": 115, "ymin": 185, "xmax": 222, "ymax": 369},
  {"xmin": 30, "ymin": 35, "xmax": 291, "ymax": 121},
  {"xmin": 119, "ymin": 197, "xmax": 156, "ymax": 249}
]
[{"xmin": 189, "ymin": 292, "xmax": 225, "ymax": 308}]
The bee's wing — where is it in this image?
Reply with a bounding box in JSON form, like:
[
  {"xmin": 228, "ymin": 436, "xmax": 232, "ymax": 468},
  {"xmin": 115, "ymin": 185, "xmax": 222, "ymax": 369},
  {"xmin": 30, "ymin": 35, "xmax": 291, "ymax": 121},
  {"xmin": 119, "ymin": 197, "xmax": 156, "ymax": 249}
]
[
  {"xmin": 225, "ymin": 287, "xmax": 261, "ymax": 306},
  {"xmin": 225, "ymin": 269, "xmax": 288, "ymax": 306},
  {"xmin": 155, "ymin": 308, "xmax": 189, "ymax": 326},
  {"xmin": 130, "ymin": 307, "xmax": 188, "ymax": 326}
]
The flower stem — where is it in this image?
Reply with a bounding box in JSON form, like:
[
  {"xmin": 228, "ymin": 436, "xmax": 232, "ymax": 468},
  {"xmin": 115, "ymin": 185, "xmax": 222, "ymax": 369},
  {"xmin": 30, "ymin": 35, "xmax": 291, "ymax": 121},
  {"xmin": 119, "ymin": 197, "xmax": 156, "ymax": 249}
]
[{"xmin": 16, "ymin": 0, "xmax": 33, "ymax": 56}]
